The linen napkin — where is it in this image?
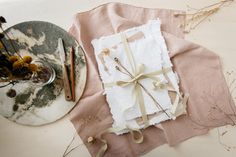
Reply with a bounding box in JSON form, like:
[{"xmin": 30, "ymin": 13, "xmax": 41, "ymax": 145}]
[{"xmin": 69, "ymin": 2, "xmax": 236, "ymax": 157}]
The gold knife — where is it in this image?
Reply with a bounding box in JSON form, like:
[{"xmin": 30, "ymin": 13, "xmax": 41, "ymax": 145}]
[{"xmin": 58, "ymin": 38, "xmax": 72, "ymax": 101}]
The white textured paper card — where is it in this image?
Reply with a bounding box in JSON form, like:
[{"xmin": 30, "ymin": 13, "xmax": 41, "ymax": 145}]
[{"xmin": 92, "ymin": 20, "xmax": 180, "ymax": 134}]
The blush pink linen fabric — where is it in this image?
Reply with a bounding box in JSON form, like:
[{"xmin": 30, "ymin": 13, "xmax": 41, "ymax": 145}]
[{"xmin": 68, "ymin": 2, "xmax": 236, "ymax": 157}]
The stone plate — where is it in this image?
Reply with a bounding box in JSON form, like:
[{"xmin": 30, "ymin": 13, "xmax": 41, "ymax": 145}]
[{"xmin": 0, "ymin": 21, "xmax": 87, "ymax": 126}]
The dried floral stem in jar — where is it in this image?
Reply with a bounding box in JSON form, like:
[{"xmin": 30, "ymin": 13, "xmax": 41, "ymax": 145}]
[{"xmin": 0, "ymin": 16, "xmax": 22, "ymax": 58}]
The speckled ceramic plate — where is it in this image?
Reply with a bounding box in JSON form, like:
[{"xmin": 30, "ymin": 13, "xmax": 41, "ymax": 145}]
[{"xmin": 0, "ymin": 21, "xmax": 87, "ymax": 126}]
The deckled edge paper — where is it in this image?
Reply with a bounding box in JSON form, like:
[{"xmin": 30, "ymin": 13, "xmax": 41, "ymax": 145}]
[{"xmin": 91, "ymin": 20, "xmax": 184, "ymax": 134}]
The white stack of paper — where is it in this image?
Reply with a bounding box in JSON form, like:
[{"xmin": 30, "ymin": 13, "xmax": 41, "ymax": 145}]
[{"xmin": 92, "ymin": 20, "xmax": 182, "ymax": 134}]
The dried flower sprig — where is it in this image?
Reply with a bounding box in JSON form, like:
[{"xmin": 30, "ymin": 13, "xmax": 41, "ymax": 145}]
[
  {"xmin": 175, "ymin": 0, "xmax": 234, "ymax": 33},
  {"xmin": 187, "ymin": 70, "xmax": 236, "ymax": 151},
  {"xmin": 62, "ymin": 132, "xmax": 84, "ymax": 157},
  {"xmin": 0, "ymin": 16, "xmax": 38, "ymax": 83},
  {"xmin": 0, "ymin": 16, "xmax": 20, "ymax": 57},
  {"xmin": 0, "ymin": 16, "xmax": 48, "ymax": 99}
]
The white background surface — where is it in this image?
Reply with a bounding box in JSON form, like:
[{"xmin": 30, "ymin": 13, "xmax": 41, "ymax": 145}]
[{"xmin": 0, "ymin": 0, "xmax": 236, "ymax": 157}]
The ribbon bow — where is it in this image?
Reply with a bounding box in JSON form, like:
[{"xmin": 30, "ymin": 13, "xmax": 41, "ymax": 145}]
[
  {"xmin": 116, "ymin": 64, "xmax": 171, "ymax": 87},
  {"xmin": 104, "ymin": 33, "xmax": 172, "ymax": 126}
]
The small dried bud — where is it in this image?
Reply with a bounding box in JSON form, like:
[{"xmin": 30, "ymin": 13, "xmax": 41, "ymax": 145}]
[
  {"xmin": 115, "ymin": 66, "xmax": 120, "ymax": 71},
  {"xmin": 13, "ymin": 60, "xmax": 24, "ymax": 69},
  {"xmin": 114, "ymin": 57, "xmax": 119, "ymax": 62},
  {"xmin": 0, "ymin": 16, "xmax": 6, "ymax": 23},
  {"xmin": 22, "ymin": 56, "xmax": 32, "ymax": 63},
  {"xmin": 8, "ymin": 55, "xmax": 20, "ymax": 63},
  {"xmin": 28, "ymin": 63, "xmax": 38, "ymax": 72},
  {"xmin": 87, "ymin": 136, "xmax": 95, "ymax": 144}
]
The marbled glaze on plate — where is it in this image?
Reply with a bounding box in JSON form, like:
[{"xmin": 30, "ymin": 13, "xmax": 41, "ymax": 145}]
[{"xmin": 0, "ymin": 21, "xmax": 87, "ymax": 126}]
